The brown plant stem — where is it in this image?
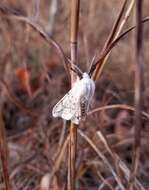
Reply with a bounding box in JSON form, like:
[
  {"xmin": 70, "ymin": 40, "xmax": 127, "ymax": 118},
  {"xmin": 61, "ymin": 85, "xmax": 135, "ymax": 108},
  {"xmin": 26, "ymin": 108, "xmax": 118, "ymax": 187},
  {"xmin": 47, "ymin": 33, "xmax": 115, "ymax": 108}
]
[
  {"xmin": 89, "ymin": 0, "xmax": 128, "ymax": 75},
  {"xmin": 127, "ymin": 0, "xmax": 144, "ymax": 189},
  {"xmin": 67, "ymin": 1, "xmax": 80, "ymax": 190},
  {"xmin": 0, "ymin": 3, "xmax": 70, "ymax": 78},
  {"xmin": 88, "ymin": 104, "xmax": 149, "ymax": 119},
  {"xmin": 96, "ymin": 131, "xmax": 145, "ymax": 190},
  {"xmin": 89, "ymin": 16, "xmax": 149, "ymax": 78},
  {"xmin": 78, "ymin": 129, "xmax": 125, "ymax": 190},
  {"xmin": 49, "ymin": 135, "xmax": 70, "ymax": 188},
  {"xmin": 90, "ymin": 0, "xmax": 135, "ymax": 79},
  {"xmin": 0, "ymin": 105, "xmax": 11, "ymax": 190}
]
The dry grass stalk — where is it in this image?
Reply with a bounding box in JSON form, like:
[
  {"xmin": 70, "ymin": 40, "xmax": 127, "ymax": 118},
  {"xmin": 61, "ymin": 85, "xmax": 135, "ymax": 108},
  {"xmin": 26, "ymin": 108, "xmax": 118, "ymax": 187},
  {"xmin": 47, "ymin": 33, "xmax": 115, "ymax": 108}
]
[
  {"xmin": 0, "ymin": 4, "xmax": 70, "ymax": 78},
  {"xmin": 102, "ymin": 16, "xmax": 149, "ymax": 57},
  {"xmin": 127, "ymin": 0, "xmax": 144, "ymax": 189},
  {"xmin": 67, "ymin": 1, "xmax": 80, "ymax": 189},
  {"xmin": 91, "ymin": 0, "xmax": 135, "ymax": 80},
  {"xmin": 88, "ymin": 15, "xmax": 149, "ymax": 80},
  {"xmin": 49, "ymin": 135, "xmax": 70, "ymax": 188},
  {"xmin": 97, "ymin": 170, "xmax": 115, "ymax": 190},
  {"xmin": 0, "ymin": 105, "xmax": 11, "ymax": 190},
  {"xmin": 96, "ymin": 131, "xmax": 145, "ymax": 190},
  {"xmin": 88, "ymin": 104, "xmax": 149, "ymax": 119},
  {"xmin": 78, "ymin": 129, "xmax": 125, "ymax": 190},
  {"xmin": 32, "ymin": 0, "xmax": 40, "ymax": 21},
  {"xmin": 46, "ymin": 0, "xmax": 57, "ymax": 35},
  {"xmin": 89, "ymin": 0, "xmax": 128, "ymax": 76}
]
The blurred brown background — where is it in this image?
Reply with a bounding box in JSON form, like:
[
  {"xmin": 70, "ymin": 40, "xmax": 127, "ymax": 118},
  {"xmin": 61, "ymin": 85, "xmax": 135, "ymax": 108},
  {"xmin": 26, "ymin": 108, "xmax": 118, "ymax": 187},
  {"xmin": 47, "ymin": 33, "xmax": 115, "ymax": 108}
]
[{"xmin": 0, "ymin": 0, "xmax": 149, "ymax": 190}]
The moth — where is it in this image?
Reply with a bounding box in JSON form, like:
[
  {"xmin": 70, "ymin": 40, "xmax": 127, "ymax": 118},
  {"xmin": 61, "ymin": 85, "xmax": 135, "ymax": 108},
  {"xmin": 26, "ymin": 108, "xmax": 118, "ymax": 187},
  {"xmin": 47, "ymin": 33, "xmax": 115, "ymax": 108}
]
[{"xmin": 52, "ymin": 72, "xmax": 95, "ymax": 124}]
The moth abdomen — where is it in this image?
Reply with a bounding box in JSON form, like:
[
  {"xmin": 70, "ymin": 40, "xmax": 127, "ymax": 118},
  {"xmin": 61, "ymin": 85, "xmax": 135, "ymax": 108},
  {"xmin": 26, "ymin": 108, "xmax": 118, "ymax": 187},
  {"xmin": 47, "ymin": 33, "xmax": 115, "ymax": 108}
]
[{"xmin": 80, "ymin": 98, "xmax": 88, "ymax": 119}]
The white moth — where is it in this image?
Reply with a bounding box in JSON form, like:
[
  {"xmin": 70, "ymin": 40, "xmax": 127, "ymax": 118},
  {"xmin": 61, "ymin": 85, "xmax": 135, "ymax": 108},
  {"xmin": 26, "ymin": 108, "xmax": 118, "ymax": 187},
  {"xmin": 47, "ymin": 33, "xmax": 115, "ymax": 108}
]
[{"xmin": 52, "ymin": 72, "xmax": 95, "ymax": 124}]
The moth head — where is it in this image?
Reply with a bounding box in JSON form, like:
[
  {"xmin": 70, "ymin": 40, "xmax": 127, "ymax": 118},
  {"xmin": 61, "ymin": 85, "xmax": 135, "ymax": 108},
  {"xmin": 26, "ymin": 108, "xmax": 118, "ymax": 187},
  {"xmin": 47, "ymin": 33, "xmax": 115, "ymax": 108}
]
[{"xmin": 82, "ymin": 72, "xmax": 89, "ymax": 78}]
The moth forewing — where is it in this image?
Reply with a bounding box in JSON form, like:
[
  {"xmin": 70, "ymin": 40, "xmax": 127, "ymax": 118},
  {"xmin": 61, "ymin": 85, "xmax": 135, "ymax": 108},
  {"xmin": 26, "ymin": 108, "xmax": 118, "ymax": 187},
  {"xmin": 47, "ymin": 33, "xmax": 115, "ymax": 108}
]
[
  {"xmin": 52, "ymin": 90, "xmax": 79, "ymax": 120},
  {"xmin": 52, "ymin": 72, "xmax": 95, "ymax": 124}
]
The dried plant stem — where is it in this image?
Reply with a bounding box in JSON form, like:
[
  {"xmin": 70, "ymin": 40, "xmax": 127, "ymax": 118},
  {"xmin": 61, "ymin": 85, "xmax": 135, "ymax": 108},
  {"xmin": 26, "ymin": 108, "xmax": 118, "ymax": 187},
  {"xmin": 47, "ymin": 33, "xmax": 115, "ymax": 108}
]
[
  {"xmin": 97, "ymin": 170, "xmax": 115, "ymax": 190},
  {"xmin": 49, "ymin": 135, "xmax": 70, "ymax": 188},
  {"xmin": 101, "ymin": 0, "xmax": 128, "ymax": 52},
  {"xmin": 78, "ymin": 129, "xmax": 125, "ymax": 190},
  {"xmin": 0, "ymin": 108, "xmax": 11, "ymax": 190},
  {"xmin": 127, "ymin": 0, "xmax": 144, "ymax": 189},
  {"xmin": 70, "ymin": 0, "xmax": 80, "ymax": 84},
  {"xmin": 102, "ymin": 16, "xmax": 149, "ymax": 60},
  {"xmin": 92, "ymin": 0, "xmax": 135, "ymax": 80},
  {"xmin": 96, "ymin": 131, "xmax": 145, "ymax": 190},
  {"xmin": 89, "ymin": 15, "xmax": 149, "ymax": 78},
  {"xmin": 67, "ymin": 0, "xmax": 80, "ymax": 190},
  {"xmin": 0, "ymin": 4, "xmax": 70, "ymax": 78},
  {"xmin": 88, "ymin": 104, "xmax": 149, "ymax": 119},
  {"xmin": 68, "ymin": 124, "xmax": 77, "ymax": 190},
  {"xmin": 47, "ymin": 0, "xmax": 57, "ymax": 35},
  {"xmin": 32, "ymin": 0, "xmax": 40, "ymax": 21},
  {"xmin": 89, "ymin": 0, "xmax": 128, "ymax": 75}
]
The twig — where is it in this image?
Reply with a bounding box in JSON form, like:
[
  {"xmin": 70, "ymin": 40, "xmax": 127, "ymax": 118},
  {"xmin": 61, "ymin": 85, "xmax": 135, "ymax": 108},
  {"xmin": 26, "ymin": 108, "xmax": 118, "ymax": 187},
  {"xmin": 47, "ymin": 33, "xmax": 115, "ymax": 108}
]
[
  {"xmin": 104, "ymin": 0, "xmax": 128, "ymax": 49},
  {"xmin": 46, "ymin": 0, "xmax": 57, "ymax": 35},
  {"xmin": 89, "ymin": 0, "xmax": 128, "ymax": 74},
  {"xmin": 90, "ymin": 0, "xmax": 135, "ymax": 79},
  {"xmin": 78, "ymin": 129, "xmax": 125, "ymax": 190},
  {"xmin": 102, "ymin": 16, "xmax": 149, "ymax": 64},
  {"xmin": 88, "ymin": 104, "xmax": 149, "ymax": 119},
  {"xmin": 49, "ymin": 135, "xmax": 70, "ymax": 189},
  {"xmin": 67, "ymin": 1, "xmax": 80, "ymax": 190},
  {"xmin": 127, "ymin": 0, "xmax": 144, "ymax": 189},
  {"xmin": 96, "ymin": 131, "xmax": 145, "ymax": 190},
  {"xmin": 32, "ymin": 0, "xmax": 40, "ymax": 21},
  {"xmin": 0, "ymin": 4, "xmax": 71, "ymax": 78},
  {"xmin": 89, "ymin": 15, "xmax": 149, "ymax": 78},
  {"xmin": 58, "ymin": 120, "xmax": 67, "ymax": 152},
  {"xmin": 97, "ymin": 170, "xmax": 115, "ymax": 190},
  {"xmin": 0, "ymin": 103, "xmax": 11, "ymax": 190}
]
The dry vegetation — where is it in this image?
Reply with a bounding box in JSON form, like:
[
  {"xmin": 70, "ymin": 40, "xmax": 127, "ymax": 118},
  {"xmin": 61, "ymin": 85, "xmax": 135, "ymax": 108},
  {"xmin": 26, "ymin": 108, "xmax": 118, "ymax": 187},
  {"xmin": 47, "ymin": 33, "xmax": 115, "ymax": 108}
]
[{"xmin": 0, "ymin": 0, "xmax": 149, "ymax": 190}]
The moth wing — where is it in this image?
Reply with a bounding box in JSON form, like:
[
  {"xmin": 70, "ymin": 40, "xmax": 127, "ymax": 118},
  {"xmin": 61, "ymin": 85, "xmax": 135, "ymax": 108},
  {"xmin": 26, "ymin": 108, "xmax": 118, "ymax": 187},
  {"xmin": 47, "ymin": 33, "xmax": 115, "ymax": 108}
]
[
  {"xmin": 71, "ymin": 102, "xmax": 81, "ymax": 125},
  {"xmin": 84, "ymin": 79, "xmax": 95, "ymax": 100},
  {"xmin": 81, "ymin": 79, "xmax": 95, "ymax": 114},
  {"xmin": 52, "ymin": 89, "xmax": 79, "ymax": 121}
]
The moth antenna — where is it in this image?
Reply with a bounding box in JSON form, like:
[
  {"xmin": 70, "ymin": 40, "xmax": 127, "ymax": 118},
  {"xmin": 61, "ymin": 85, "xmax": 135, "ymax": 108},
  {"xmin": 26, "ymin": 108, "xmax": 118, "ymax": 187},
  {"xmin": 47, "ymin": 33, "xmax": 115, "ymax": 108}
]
[
  {"xmin": 66, "ymin": 57, "xmax": 83, "ymax": 78},
  {"xmin": 70, "ymin": 63, "xmax": 83, "ymax": 78},
  {"xmin": 88, "ymin": 53, "xmax": 97, "ymax": 77},
  {"xmin": 70, "ymin": 67, "xmax": 82, "ymax": 79}
]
